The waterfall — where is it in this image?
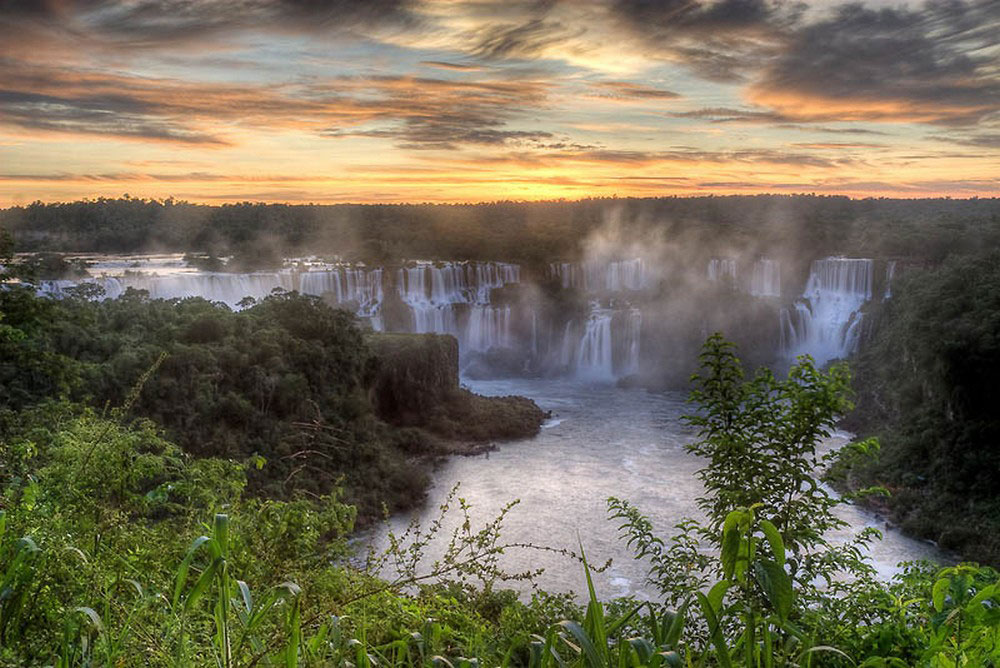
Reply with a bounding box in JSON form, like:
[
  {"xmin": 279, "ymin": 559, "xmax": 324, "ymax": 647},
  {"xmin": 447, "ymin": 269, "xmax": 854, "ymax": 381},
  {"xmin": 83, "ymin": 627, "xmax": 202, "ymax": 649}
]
[
  {"xmin": 781, "ymin": 258, "xmax": 873, "ymax": 365},
  {"xmin": 549, "ymin": 259, "xmax": 648, "ymax": 293},
  {"xmin": 883, "ymin": 261, "xmax": 896, "ymax": 300},
  {"xmin": 41, "ymin": 272, "xmax": 296, "ymax": 307},
  {"xmin": 707, "ymin": 258, "xmax": 737, "ymax": 284},
  {"xmin": 531, "ymin": 311, "xmax": 538, "ymax": 356},
  {"xmin": 605, "ymin": 259, "xmax": 647, "ymax": 291},
  {"xmin": 42, "ymin": 260, "xmax": 522, "ymax": 352},
  {"xmin": 558, "ymin": 321, "xmax": 577, "ymax": 367},
  {"xmin": 750, "ymin": 259, "xmax": 781, "ymax": 297},
  {"xmin": 576, "ymin": 310, "xmax": 615, "ymax": 381},
  {"xmin": 465, "ymin": 305, "xmax": 512, "ymax": 352},
  {"xmin": 392, "ymin": 262, "xmax": 520, "ymax": 348},
  {"xmin": 300, "ymin": 267, "xmax": 383, "ymax": 318},
  {"xmin": 621, "ymin": 308, "xmax": 642, "ymax": 376}
]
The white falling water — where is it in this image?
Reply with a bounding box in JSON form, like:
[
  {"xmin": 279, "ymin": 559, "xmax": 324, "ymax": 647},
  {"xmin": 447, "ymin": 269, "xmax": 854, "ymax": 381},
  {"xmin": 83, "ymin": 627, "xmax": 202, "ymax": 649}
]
[
  {"xmin": 883, "ymin": 261, "xmax": 896, "ymax": 300},
  {"xmin": 40, "ymin": 260, "xmax": 521, "ymax": 351},
  {"xmin": 707, "ymin": 258, "xmax": 737, "ymax": 284},
  {"xmin": 550, "ymin": 262, "xmax": 582, "ymax": 290},
  {"xmin": 576, "ymin": 310, "xmax": 615, "ymax": 381},
  {"xmin": 465, "ymin": 305, "xmax": 512, "ymax": 352},
  {"xmin": 549, "ymin": 259, "xmax": 648, "ymax": 292},
  {"xmin": 621, "ymin": 309, "xmax": 642, "ymax": 376},
  {"xmin": 750, "ymin": 259, "xmax": 781, "ymax": 297},
  {"xmin": 605, "ymin": 259, "xmax": 647, "ymax": 291},
  {"xmin": 40, "ymin": 272, "xmax": 296, "ymax": 307},
  {"xmin": 393, "ymin": 262, "xmax": 520, "ymax": 348},
  {"xmin": 558, "ymin": 321, "xmax": 577, "ymax": 368},
  {"xmin": 300, "ymin": 268, "xmax": 383, "ymax": 319},
  {"xmin": 781, "ymin": 258, "xmax": 873, "ymax": 366},
  {"xmin": 530, "ymin": 311, "xmax": 538, "ymax": 356}
]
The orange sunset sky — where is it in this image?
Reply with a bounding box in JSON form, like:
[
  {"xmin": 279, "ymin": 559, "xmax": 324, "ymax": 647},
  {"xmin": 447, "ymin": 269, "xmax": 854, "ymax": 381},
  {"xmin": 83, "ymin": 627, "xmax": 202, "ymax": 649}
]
[{"xmin": 0, "ymin": 0, "xmax": 997, "ymax": 205}]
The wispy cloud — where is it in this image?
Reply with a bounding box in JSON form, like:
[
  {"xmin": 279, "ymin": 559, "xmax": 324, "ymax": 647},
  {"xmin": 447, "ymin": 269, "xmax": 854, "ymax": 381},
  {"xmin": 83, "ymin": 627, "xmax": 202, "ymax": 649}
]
[{"xmin": 747, "ymin": 1, "xmax": 1000, "ymax": 126}]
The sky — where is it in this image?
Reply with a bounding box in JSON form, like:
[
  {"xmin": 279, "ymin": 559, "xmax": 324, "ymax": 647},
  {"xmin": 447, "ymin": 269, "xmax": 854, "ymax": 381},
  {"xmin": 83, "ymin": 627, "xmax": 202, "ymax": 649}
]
[{"xmin": 0, "ymin": 0, "xmax": 997, "ymax": 204}]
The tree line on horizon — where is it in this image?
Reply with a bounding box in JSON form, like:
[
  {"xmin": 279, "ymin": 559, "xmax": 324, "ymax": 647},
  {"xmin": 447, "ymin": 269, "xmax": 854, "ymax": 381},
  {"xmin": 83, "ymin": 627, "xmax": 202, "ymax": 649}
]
[{"xmin": 3, "ymin": 195, "xmax": 998, "ymax": 270}]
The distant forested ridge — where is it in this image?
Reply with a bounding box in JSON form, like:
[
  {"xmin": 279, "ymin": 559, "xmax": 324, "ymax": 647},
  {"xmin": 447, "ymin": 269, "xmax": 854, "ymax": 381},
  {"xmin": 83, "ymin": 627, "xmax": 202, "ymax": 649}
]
[{"xmin": 3, "ymin": 195, "xmax": 999, "ymax": 268}]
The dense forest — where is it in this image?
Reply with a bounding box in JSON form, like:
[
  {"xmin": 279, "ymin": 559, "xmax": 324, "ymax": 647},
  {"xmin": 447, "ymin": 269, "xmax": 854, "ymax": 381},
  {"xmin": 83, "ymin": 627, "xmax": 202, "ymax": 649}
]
[
  {"xmin": 3, "ymin": 196, "xmax": 999, "ymax": 270},
  {"xmin": 845, "ymin": 250, "xmax": 1000, "ymax": 563},
  {"xmin": 0, "ymin": 237, "xmax": 544, "ymax": 522}
]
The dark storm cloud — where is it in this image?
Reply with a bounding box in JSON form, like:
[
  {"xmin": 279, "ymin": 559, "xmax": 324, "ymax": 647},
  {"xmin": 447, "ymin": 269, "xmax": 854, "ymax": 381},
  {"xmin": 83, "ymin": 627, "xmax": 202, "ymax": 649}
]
[
  {"xmin": 328, "ymin": 124, "xmax": 554, "ymax": 150},
  {"xmin": 0, "ymin": 0, "xmax": 419, "ymax": 46},
  {"xmin": 483, "ymin": 146, "xmax": 846, "ymax": 168},
  {"xmin": 611, "ymin": 0, "xmax": 792, "ymax": 34},
  {"xmin": 748, "ymin": 0, "xmax": 1000, "ymax": 126},
  {"xmin": 607, "ymin": 0, "xmax": 804, "ymax": 81},
  {"xmin": 0, "ymin": 59, "xmax": 551, "ymax": 150},
  {"xmin": 469, "ymin": 18, "xmax": 581, "ymax": 60},
  {"xmin": 316, "ymin": 75, "xmax": 552, "ymax": 150},
  {"xmin": 0, "ymin": 89, "xmax": 227, "ymax": 144}
]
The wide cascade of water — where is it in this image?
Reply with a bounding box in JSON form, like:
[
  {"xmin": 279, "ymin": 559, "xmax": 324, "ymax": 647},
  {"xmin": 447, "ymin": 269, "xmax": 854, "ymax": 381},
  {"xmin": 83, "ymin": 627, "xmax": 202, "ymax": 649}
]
[
  {"xmin": 781, "ymin": 258, "xmax": 873, "ymax": 365},
  {"xmin": 550, "ymin": 259, "xmax": 648, "ymax": 292},
  {"xmin": 391, "ymin": 262, "xmax": 519, "ymax": 351},
  {"xmin": 41, "ymin": 261, "xmax": 520, "ymax": 353},
  {"xmin": 706, "ymin": 258, "xmax": 780, "ymax": 297},
  {"xmin": 300, "ymin": 268, "xmax": 383, "ymax": 318},
  {"xmin": 546, "ymin": 260, "xmax": 649, "ymax": 380},
  {"xmin": 42, "ymin": 253, "xmax": 883, "ymax": 381},
  {"xmin": 41, "ymin": 272, "xmax": 297, "ymax": 306}
]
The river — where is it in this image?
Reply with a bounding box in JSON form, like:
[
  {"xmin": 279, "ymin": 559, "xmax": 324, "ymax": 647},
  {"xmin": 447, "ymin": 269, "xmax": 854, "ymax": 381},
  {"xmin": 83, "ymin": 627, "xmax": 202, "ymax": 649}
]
[{"xmin": 373, "ymin": 377, "xmax": 943, "ymax": 600}]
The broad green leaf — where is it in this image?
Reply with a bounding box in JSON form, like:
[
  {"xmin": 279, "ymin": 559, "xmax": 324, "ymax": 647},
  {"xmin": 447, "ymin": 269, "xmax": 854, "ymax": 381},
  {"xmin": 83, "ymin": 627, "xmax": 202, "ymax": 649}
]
[
  {"xmin": 758, "ymin": 519, "xmax": 785, "ymax": 567},
  {"xmin": 932, "ymin": 577, "xmax": 949, "ymax": 612},
  {"xmin": 755, "ymin": 560, "xmax": 793, "ymax": 621}
]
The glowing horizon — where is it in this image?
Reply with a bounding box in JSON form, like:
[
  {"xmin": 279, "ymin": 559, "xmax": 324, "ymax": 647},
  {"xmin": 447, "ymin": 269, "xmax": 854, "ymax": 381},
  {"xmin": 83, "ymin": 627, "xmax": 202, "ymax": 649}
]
[{"xmin": 1, "ymin": 0, "xmax": 997, "ymax": 206}]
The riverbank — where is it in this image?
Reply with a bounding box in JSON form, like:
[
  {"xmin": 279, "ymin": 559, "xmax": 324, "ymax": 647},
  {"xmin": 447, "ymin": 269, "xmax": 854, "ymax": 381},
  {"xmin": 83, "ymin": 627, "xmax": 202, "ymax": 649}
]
[{"xmin": 373, "ymin": 377, "xmax": 941, "ymax": 598}]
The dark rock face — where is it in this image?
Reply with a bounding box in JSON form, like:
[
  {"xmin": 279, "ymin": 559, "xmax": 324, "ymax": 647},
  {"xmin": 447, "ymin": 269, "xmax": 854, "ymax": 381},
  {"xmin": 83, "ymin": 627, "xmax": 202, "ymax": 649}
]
[
  {"xmin": 367, "ymin": 332, "xmax": 544, "ymax": 442},
  {"xmin": 368, "ymin": 332, "xmax": 459, "ymax": 422}
]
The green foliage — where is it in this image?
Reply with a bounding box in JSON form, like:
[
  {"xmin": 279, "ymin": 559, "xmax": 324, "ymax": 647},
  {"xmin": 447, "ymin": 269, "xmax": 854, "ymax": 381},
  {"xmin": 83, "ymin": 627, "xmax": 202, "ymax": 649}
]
[
  {"xmin": 848, "ymin": 250, "xmax": 1000, "ymax": 562},
  {"xmin": 3, "ymin": 330, "xmax": 1000, "ymax": 666},
  {"xmin": 610, "ymin": 335, "xmax": 897, "ymax": 665},
  {"xmin": 686, "ymin": 334, "xmax": 856, "ymax": 560}
]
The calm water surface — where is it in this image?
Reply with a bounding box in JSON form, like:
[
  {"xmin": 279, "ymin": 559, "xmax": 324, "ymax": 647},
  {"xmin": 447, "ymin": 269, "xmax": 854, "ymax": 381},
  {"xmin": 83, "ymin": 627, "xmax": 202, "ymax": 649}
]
[{"xmin": 374, "ymin": 378, "xmax": 941, "ymax": 599}]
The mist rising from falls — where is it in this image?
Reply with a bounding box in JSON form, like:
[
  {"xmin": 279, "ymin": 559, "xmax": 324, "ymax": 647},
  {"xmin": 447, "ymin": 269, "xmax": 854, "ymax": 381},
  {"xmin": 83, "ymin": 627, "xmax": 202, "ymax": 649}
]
[{"xmin": 781, "ymin": 258, "xmax": 873, "ymax": 366}]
